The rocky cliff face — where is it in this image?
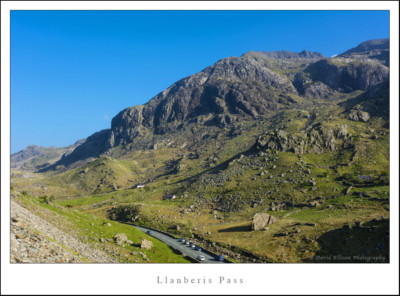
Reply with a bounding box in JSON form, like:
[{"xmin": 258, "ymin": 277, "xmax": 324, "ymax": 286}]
[
  {"xmin": 38, "ymin": 39, "xmax": 389, "ymax": 170},
  {"xmin": 111, "ymin": 56, "xmax": 297, "ymax": 142},
  {"xmin": 294, "ymin": 58, "xmax": 389, "ymax": 95}
]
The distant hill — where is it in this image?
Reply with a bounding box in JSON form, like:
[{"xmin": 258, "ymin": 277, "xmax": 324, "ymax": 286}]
[
  {"xmin": 339, "ymin": 38, "xmax": 389, "ymax": 66},
  {"xmin": 11, "ymin": 139, "xmax": 86, "ymax": 171}
]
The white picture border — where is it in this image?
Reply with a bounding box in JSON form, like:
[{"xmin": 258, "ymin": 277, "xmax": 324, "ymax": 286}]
[{"xmin": 2, "ymin": 1, "xmax": 399, "ymax": 295}]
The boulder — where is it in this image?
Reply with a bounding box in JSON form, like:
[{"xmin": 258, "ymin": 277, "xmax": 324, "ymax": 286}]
[
  {"xmin": 140, "ymin": 239, "xmax": 153, "ymax": 250},
  {"xmin": 113, "ymin": 233, "xmax": 128, "ymax": 245},
  {"xmin": 348, "ymin": 110, "xmax": 370, "ymax": 122},
  {"xmin": 251, "ymin": 213, "xmax": 277, "ymax": 231}
]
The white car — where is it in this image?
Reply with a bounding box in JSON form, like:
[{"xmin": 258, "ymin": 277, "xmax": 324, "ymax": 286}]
[
  {"xmin": 191, "ymin": 243, "xmax": 196, "ymax": 249},
  {"xmin": 196, "ymin": 255, "xmax": 205, "ymax": 261},
  {"xmin": 185, "ymin": 241, "xmax": 190, "ymax": 245}
]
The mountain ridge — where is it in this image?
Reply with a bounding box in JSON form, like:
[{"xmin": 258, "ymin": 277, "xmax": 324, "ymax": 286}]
[{"xmin": 12, "ymin": 38, "xmax": 389, "ymax": 173}]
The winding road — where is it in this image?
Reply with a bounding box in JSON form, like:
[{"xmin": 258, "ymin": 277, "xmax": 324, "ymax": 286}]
[{"xmin": 134, "ymin": 225, "xmax": 225, "ymax": 263}]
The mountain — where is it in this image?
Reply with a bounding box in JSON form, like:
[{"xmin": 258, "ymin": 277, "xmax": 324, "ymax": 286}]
[
  {"xmin": 35, "ymin": 43, "xmax": 389, "ymax": 172},
  {"xmin": 340, "ymin": 38, "xmax": 389, "ymax": 55},
  {"xmin": 338, "ymin": 38, "xmax": 389, "ymax": 66},
  {"xmin": 11, "ymin": 139, "xmax": 85, "ymax": 171},
  {"xmin": 11, "ymin": 38, "xmax": 390, "ymax": 263}
]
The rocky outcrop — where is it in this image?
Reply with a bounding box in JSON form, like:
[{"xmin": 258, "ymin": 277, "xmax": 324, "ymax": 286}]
[
  {"xmin": 293, "ymin": 73, "xmax": 337, "ymax": 99},
  {"xmin": 113, "ymin": 233, "xmax": 128, "ymax": 246},
  {"xmin": 303, "ymin": 58, "xmax": 389, "ymax": 93},
  {"xmin": 348, "ymin": 109, "xmax": 370, "ymax": 122},
  {"xmin": 251, "ymin": 213, "xmax": 277, "ymax": 231},
  {"xmin": 254, "ymin": 125, "xmax": 352, "ymax": 155}
]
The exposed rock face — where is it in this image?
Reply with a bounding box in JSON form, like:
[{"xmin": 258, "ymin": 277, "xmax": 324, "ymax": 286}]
[
  {"xmin": 254, "ymin": 125, "xmax": 352, "ymax": 155},
  {"xmin": 111, "ymin": 56, "xmax": 297, "ymax": 142},
  {"xmin": 251, "ymin": 213, "xmax": 277, "ymax": 231},
  {"xmin": 293, "ymin": 74, "xmax": 337, "ymax": 99},
  {"xmin": 304, "ymin": 59, "xmax": 389, "ymax": 93},
  {"xmin": 140, "ymin": 239, "xmax": 153, "ymax": 249}
]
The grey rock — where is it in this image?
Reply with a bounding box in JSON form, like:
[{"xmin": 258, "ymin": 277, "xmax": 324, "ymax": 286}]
[
  {"xmin": 114, "ymin": 233, "xmax": 128, "ymax": 246},
  {"xmin": 140, "ymin": 239, "xmax": 153, "ymax": 250},
  {"xmin": 251, "ymin": 213, "xmax": 277, "ymax": 231}
]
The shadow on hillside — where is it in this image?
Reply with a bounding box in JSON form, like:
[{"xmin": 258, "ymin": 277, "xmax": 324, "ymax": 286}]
[
  {"xmin": 218, "ymin": 224, "xmax": 252, "ymax": 233},
  {"xmin": 38, "ymin": 129, "xmax": 111, "ymax": 172},
  {"xmin": 304, "ymin": 217, "xmax": 389, "ymax": 263}
]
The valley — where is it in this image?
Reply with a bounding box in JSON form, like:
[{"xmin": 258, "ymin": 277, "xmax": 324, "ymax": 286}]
[{"xmin": 10, "ymin": 38, "xmax": 390, "ymax": 263}]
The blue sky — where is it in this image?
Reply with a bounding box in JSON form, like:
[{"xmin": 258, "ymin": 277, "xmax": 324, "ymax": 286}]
[{"xmin": 11, "ymin": 10, "xmax": 389, "ymax": 153}]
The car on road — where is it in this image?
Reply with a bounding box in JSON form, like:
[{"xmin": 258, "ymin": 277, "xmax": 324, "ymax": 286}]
[
  {"xmin": 185, "ymin": 241, "xmax": 190, "ymax": 245},
  {"xmin": 178, "ymin": 238, "xmax": 185, "ymax": 243},
  {"xmin": 195, "ymin": 246, "xmax": 202, "ymax": 251},
  {"xmin": 147, "ymin": 230, "xmax": 152, "ymax": 235},
  {"xmin": 216, "ymin": 255, "xmax": 224, "ymax": 262},
  {"xmin": 191, "ymin": 243, "xmax": 196, "ymax": 249},
  {"xmin": 196, "ymin": 255, "xmax": 205, "ymax": 261}
]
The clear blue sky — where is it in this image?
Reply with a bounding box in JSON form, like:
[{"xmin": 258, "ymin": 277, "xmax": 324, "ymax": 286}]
[{"xmin": 11, "ymin": 10, "xmax": 389, "ymax": 153}]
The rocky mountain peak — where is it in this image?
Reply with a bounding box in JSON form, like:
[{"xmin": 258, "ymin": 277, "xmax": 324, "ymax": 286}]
[
  {"xmin": 339, "ymin": 38, "xmax": 389, "ymax": 56},
  {"xmin": 244, "ymin": 50, "xmax": 325, "ymax": 60},
  {"xmin": 33, "ymin": 38, "xmax": 389, "ymax": 171}
]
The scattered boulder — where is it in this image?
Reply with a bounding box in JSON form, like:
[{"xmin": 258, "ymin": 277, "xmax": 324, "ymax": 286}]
[
  {"xmin": 113, "ymin": 233, "xmax": 128, "ymax": 246},
  {"xmin": 140, "ymin": 239, "xmax": 153, "ymax": 250},
  {"xmin": 348, "ymin": 109, "xmax": 370, "ymax": 122},
  {"xmin": 251, "ymin": 213, "xmax": 277, "ymax": 231}
]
